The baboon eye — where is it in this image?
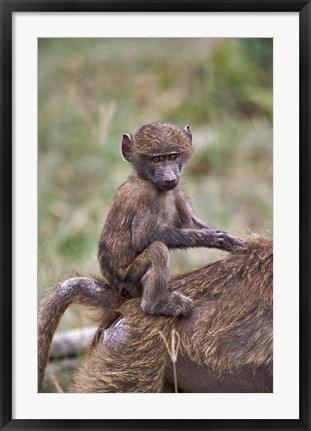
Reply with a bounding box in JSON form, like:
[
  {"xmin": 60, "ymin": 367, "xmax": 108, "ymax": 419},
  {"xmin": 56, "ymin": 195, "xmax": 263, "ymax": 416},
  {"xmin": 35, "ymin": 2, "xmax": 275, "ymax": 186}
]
[
  {"xmin": 168, "ymin": 154, "xmax": 178, "ymax": 161},
  {"xmin": 152, "ymin": 156, "xmax": 161, "ymax": 164}
]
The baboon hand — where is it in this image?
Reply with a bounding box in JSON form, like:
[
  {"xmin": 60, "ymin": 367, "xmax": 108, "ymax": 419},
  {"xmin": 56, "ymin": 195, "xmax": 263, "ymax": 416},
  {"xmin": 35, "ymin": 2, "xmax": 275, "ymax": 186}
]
[
  {"xmin": 201, "ymin": 228, "xmax": 228, "ymax": 248},
  {"xmin": 118, "ymin": 282, "xmax": 141, "ymax": 299},
  {"xmin": 217, "ymin": 232, "xmax": 247, "ymax": 251},
  {"xmin": 221, "ymin": 234, "xmax": 248, "ymax": 251},
  {"xmin": 202, "ymin": 229, "xmax": 246, "ymax": 251},
  {"xmin": 232, "ymin": 237, "xmax": 248, "ymax": 248}
]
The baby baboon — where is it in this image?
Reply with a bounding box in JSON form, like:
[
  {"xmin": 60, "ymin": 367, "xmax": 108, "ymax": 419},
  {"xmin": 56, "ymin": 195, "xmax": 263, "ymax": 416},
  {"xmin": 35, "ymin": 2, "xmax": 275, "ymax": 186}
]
[
  {"xmin": 98, "ymin": 122, "xmax": 245, "ymax": 316},
  {"xmin": 38, "ymin": 235, "xmax": 272, "ymax": 393}
]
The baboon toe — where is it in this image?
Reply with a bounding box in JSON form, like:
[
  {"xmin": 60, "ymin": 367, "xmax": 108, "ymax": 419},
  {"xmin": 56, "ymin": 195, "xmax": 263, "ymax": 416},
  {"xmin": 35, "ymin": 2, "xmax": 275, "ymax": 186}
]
[
  {"xmin": 141, "ymin": 292, "xmax": 194, "ymax": 317},
  {"xmin": 169, "ymin": 292, "xmax": 194, "ymax": 317}
]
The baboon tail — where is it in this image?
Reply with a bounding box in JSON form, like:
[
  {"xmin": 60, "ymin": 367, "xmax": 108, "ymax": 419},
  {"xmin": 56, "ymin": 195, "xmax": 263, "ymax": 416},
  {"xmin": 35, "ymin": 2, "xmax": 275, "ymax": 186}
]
[{"xmin": 38, "ymin": 276, "xmax": 121, "ymax": 392}]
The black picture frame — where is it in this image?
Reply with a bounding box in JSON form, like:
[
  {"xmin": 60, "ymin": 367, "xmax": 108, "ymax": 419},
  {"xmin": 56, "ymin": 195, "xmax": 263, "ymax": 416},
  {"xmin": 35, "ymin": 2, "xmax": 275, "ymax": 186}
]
[{"xmin": 1, "ymin": 1, "xmax": 310, "ymax": 430}]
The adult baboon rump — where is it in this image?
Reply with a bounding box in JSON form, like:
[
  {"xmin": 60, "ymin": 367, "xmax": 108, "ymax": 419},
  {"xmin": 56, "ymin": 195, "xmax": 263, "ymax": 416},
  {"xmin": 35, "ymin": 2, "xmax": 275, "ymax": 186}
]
[{"xmin": 68, "ymin": 235, "xmax": 272, "ymax": 393}]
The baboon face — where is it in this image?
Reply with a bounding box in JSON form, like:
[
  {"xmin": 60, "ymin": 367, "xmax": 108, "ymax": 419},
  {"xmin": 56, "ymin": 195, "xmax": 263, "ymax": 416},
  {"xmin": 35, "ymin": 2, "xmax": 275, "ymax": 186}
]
[
  {"xmin": 121, "ymin": 122, "xmax": 193, "ymax": 191},
  {"xmin": 142, "ymin": 152, "xmax": 182, "ymax": 191}
]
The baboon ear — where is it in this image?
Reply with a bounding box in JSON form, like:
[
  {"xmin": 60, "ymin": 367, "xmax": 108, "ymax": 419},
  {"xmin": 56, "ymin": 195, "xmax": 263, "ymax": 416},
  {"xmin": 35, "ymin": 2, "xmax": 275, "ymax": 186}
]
[
  {"xmin": 183, "ymin": 125, "xmax": 192, "ymax": 143},
  {"xmin": 121, "ymin": 134, "xmax": 133, "ymax": 162}
]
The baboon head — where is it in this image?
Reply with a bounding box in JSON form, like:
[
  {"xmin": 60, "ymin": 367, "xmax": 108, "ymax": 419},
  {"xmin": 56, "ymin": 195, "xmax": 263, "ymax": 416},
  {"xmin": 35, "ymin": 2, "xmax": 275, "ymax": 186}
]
[{"xmin": 121, "ymin": 122, "xmax": 193, "ymax": 191}]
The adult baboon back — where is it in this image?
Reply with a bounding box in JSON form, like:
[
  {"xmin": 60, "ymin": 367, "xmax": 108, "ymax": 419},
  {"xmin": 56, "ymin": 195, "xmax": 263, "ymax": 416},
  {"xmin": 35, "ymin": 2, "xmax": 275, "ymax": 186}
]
[{"xmin": 68, "ymin": 234, "xmax": 272, "ymax": 393}]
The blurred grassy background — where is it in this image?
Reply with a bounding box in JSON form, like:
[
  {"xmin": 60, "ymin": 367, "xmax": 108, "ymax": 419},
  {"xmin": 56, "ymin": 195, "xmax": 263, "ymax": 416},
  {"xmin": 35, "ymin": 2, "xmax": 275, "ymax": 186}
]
[{"xmin": 38, "ymin": 37, "xmax": 272, "ymax": 335}]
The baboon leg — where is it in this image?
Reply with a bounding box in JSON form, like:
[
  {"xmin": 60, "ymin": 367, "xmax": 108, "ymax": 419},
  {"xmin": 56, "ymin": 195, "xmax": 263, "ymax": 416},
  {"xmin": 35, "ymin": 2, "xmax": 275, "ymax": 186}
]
[
  {"xmin": 71, "ymin": 316, "xmax": 170, "ymax": 393},
  {"xmin": 125, "ymin": 241, "xmax": 193, "ymax": 316}
]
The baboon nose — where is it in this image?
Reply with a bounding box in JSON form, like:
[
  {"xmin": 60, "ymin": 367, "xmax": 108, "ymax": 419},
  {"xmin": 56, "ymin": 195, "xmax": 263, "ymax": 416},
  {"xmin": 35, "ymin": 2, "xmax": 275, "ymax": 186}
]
[{"xmin": 163, "ymin": 178, "xmax": 177, "ymax": 190}]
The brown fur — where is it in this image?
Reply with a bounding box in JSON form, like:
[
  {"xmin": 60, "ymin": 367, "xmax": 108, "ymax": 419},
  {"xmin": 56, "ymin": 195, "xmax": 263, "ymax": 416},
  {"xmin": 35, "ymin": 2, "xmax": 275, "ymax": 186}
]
[
  {"xmin": 131, "ymin": 122, "xmax": 193, "ymax": 157},
  {"xmin": 64, "ymin": 234, "xmax": 272, "ymax": 392},
  {"xmin": 98, "ymin": 122, "xmax": 245, "ymax": 316}
]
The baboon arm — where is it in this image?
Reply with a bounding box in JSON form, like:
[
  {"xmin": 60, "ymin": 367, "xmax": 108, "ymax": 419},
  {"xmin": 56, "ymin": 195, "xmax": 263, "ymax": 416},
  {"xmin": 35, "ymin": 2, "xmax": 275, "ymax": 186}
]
[
  {"xmin": 131, "ymin": 206, "xmax": 158, "ymax": 252},
  {"xmin": 131, "ymin": 217, "xmax": 214, "ymax": 250},
  {"xmin": 131, "ymin": 207, "xmax": 242, "ymax": 252},
  {"xmin": 157, "ymin": 226, "xmax": 221, "ymax": 248},
  {"xmin": 176, "ymin": 201, "xmax": 246, "ymax": 247},
  {"xmin": 130, "ymin": 205, "xmax": 220, "ymax": 250}
]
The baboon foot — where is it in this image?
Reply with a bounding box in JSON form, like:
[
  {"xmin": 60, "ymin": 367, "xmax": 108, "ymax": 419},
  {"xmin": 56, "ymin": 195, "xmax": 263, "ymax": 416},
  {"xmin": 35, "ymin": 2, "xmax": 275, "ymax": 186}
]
[{"xmin": 141, "ymin": 292, "xmax": 194, "ymax": 317}]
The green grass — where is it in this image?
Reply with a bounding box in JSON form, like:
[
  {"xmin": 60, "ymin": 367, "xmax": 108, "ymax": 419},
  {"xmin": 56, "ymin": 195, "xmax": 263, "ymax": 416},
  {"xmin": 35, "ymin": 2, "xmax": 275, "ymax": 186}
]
[{"xmin": 38, "ymin": 37, "xmax": 273, "ymax": 334}]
